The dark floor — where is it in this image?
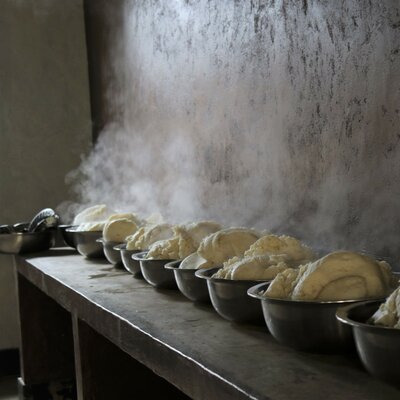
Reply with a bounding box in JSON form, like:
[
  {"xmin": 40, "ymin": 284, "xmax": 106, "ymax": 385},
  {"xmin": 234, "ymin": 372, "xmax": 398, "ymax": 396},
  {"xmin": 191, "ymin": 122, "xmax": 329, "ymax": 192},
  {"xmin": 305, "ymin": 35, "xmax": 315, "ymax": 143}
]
[{"xmin": 0, "ymin": 376, "xmax": 18, "ymax": 400}]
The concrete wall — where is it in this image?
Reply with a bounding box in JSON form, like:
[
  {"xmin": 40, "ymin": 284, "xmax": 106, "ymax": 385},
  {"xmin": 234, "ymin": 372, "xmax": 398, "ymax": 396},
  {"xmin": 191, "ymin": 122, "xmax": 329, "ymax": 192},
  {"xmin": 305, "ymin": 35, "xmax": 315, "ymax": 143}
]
[
  {"xmin": 0, "ymin": 0, "xmax": 91, "ymax": 350},
  {"xmin": 84, "ymin": 0, "xmax": 400, "ymax": 266}
]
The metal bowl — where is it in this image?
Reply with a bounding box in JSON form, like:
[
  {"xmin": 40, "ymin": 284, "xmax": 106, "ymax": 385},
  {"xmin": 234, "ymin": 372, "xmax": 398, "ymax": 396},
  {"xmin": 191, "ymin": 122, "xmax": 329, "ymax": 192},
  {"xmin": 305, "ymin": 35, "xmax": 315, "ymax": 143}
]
[
  {"xmin": 114, "ymin": 244, "xmax": 142, "ymax": 277},
  {"xmin": 65, "ymin": 229, "xmax": 104, "ymax": 259},
  {"xmin": 97, "ymin": 238, "xmax": 123, "ymax": 267},
  {"xmin": 58, "ymin": 225, "xmax": 77, "ymax": 248},
  {"xmin": 0, "ymin": 230, "xmax": 53, "ymax": 254},
  {"xmin": 247, "ymin": 282, "xmax": 385, "ymax": 352},
  {"xmin": 165, "ymin": 260, "xmax": 210, "ymax": 303},
  {"xmin": 336, "ymin": 300, "xmax": 400, "ymax": 387},
  {"xmin": 132, "ymin": 251, "xmax": 178, "ymax": 289},
  {"xmin": 195, "ymin": 267, "xmax": 266, "ymax": 324}
]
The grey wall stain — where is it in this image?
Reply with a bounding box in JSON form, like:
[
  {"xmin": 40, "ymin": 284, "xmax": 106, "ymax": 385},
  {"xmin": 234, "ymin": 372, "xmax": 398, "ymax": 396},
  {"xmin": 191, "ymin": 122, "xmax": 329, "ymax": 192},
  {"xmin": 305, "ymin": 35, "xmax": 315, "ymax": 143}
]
[{"xmin": 83, "ymin": 0, "xmax": 400, "ymax": 265}]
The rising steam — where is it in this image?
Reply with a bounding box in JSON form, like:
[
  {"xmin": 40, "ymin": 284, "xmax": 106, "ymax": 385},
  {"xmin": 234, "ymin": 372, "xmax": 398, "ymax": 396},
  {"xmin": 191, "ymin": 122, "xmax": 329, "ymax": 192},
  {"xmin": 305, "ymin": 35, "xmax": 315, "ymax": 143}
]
[{"xmin": 60, "ymin": 1, "xmax": 400, "ymax": 266}]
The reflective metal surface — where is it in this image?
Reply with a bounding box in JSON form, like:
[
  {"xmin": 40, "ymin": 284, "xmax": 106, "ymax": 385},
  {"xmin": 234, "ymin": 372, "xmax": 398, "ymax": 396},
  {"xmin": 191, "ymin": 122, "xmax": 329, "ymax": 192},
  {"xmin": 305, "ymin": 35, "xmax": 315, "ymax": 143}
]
[
  {"xmin": 132, "ymin": 251, "xmax": 177, "ymax": 289},
  {"xmin": 165, "ymin": 260, "xmax": 210, "ymax": 303},
  {"xmin": 97, "ymin": 239, "xmax": 123, "ymax": 267},
  {"xmin": 336, "ymin": 300, "xmax": 400, "ymax": 387},
  {"xmin": 247, "ymin": 282, "xmax": 380, "ymax": 352},
  {"xmin": 59, "ymin": 225, "xmax": 77, "ymax": 249},
  {"xmin": 0, "ymin": 231, "xmax": 53, "ymax": 254},
  {"xmin": 66, "ymin": 229, "xmax": 104, "ymax": 259},
  {"xmin": 114, "ymin": 244, "xmax": 142, "ymax": 278},
  {"xmin": 195, "ymin": 267, "xmax": 266, "ymax": 324}
]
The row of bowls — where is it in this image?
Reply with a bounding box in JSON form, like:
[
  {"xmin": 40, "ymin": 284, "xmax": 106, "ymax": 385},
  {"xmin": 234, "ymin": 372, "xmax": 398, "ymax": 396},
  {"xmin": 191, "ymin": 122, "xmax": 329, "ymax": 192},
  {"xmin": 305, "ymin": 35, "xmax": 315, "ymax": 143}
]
[{"xmin": 62, "ymin": 227, "xmax": 400, "ymax": 388}]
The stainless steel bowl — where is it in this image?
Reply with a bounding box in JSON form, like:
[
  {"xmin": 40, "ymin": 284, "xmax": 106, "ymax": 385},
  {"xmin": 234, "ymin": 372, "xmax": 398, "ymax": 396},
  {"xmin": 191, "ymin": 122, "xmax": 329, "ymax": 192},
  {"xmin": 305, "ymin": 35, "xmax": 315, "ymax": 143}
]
[
  {"xmin": 114, "ymin": 244, "xmax": 142, "ymax": 278},
  {"xmin": 336, "ymin": 300, "xmax": 400, "ymax": 387},
  {"xmin": 66, "ymin": 229, "xmax": 104, "ymax": 259},
  {"xmin": 0, "ymin": 231, "xmax": 53, "ymax": 254},
  {"xmin": 195, "ymin": 267, "xmax": 266, "ymax": 324},
  {"xmin": 97, "ymin": 238, "xmax": 123, "ymax": 267},
  {"xmin": 132, "ymin": 251, "xmax": 178, "ymax": 289},
  {"xmin": 247, "ymin": 282, "xmax": 384, "ymax": 352},
  {"xmin": 165, "ymin": 260, "xmax": 210, "ymax": 303},
  {"xmin": 58, "ymin": 225, "xmax": 77, "ymax": 248}
]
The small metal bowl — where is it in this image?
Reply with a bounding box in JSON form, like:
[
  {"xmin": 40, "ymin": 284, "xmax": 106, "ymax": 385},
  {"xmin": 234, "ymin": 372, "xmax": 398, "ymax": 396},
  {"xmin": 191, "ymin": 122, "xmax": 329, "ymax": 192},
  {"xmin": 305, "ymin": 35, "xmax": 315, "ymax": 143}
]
[
  {"xmin": 58, "ymin": 225, "xmax": 77, "ymax": 248},
  {"xmin": 114, "ymin": 244, "xmax": 142, "ymax": 277},
  {"xmin": 165, "ymin": 260, "xmax": 210, "ymax": 303},
  {"xmin": 195, "ymin": 267, "xmax": 266, "ymax": 324},
  {"xmin": 336, "ymin": 300, "xmax": 400, "ymax": 387},
  {"xmin": 65, "ymin": 229, "xmax": 104, "ymax": 259},
  {"xmin": 97, "ymin": 238, "xmax": 123, "ymax": 267},
  {"xmin": 132, "ymin": 251, "xmax": 178, "ymax": 289},
  {"xmin": 0, "ymin": 231, "xmax": 53, "ymax": 254},
  {"xmin": 248, "ymin": 282, "xmax": 385, "ymax": 352}
]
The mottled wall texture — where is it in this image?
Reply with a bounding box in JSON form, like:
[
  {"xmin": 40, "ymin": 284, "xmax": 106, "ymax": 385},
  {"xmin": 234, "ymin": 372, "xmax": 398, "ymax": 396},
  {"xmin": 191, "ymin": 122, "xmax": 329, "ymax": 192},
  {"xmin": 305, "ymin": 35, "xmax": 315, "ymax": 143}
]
[
  {"xmin": 0, "ymin": 0, "xmax": 92, "ymax": 349},
  {"xmin": 84, "ymin": 0, "xmax": 400, "ymax": 264}
]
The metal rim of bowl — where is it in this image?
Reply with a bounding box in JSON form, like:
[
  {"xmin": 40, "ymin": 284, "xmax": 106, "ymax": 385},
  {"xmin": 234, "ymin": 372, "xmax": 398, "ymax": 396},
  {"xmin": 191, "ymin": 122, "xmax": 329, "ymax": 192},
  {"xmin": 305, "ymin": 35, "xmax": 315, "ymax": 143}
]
[
  {"xmin": 247, "ymin": 282, "xmax": 385, "ymax": 305},
  {"xmin": 113, "ymin": 243, "xmax": 140, "ymax": 253},
  {"xmin": 195, "ymin": 267, "xmax": 222, "ymax": 279},
  {"xmin": 113, "ymin": 243, "xmax": 126, "ymax": 251},
  {"xmin": 97, "ymin": 238, "xmax": 121, "ymax": 246},
  {"xmin": 335, "ymin": 300, "xmax": 400, "ymax": 333},
  {"xmin": 164, "ymin": 260, "xmax": 184, "ymax": 270},
  {"xmin": 65, "ymin": 228, "xmax": 103, "ymax": 235},
  {"xmin": 59, "ymin": 224, "xmax": 76, "ymax": 230},
  {"xmin": 131, "ymin": 250, "xmax": 149, "ymax": 261},
  {"xmin": 115, "ymin": 244, "xmax": 141, "ymax": 257},
  {"xmin": 131, "ymin": 250, "xmax": 175, "ymax": 262}
]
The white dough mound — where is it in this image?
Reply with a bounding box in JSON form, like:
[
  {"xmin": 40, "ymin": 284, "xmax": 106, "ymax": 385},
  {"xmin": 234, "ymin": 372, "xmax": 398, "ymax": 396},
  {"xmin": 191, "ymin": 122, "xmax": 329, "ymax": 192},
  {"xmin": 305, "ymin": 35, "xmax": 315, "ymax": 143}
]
[{"xmin": 265, "ymin": 251, "xmax": 394, "ymax": 301}]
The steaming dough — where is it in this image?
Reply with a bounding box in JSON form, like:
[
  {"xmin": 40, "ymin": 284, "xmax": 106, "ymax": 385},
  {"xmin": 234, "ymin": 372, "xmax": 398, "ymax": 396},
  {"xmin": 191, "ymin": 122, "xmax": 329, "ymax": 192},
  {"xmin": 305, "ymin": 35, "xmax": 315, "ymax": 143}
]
[
  {"xmin": 197, "ymin": 228, "xmax": 261, "ymax": 264},
  {"xmin": 180, "ymin": 228, "xmax": 261, "ymax": 269},
  {"xmin": 264, "ymin": 251, "xmax": 394, "ymax": 301},
  {"xmin": 145, "ymin": 213, "xmax": 165, "ymax": 225},
  {"xmin": 214, "ymin": 255, "xmax": 289, "ymax": 280},
  {"xmin": 146, "ymin": 221, "xmax": 222, "ymax": 260},
  {"xmin": 243, "ymin": 234, "xmax": 315, "ymax": 265},
  {"xmin": 370, "ymin": 287, "xmax": 400, "ymax": 329},
  {"xmin": 185, "ymin": 221, "xmax": 222, "ymax": 245},
  {"xmin": 73, "ymin": 204, "xmax": 113, "ymax": 225},
  {"xmin": 213, "ymin": 234, "xmax": 314, "ymax": 280},
  {"xmin": 73, "ymin": 204, "xmax": 115, "ymax": 232},
  {"xmin": 103, "ymin": 217, "xmax": 139, "ymax": 243},
  {"xmin": 107, "ymin": 212, "xmax": 142, "ymax": 226},
  {"xmin": 125, "ymin": 224, "xmax": 173, "ymax": 251}
]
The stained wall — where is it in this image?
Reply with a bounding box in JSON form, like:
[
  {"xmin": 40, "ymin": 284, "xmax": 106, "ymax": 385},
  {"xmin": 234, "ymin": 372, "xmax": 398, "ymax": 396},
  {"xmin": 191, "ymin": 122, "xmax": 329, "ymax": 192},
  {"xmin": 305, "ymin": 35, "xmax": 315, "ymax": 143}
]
[{"xmin": 84, "ymin": 0, "xmax": 400, "ymax": 264}]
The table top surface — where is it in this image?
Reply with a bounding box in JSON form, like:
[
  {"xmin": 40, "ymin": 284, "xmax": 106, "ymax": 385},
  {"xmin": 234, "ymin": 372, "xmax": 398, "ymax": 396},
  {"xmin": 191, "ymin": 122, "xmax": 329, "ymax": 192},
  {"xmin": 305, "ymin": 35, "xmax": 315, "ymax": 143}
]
[{"xmin": 16, "ymin": 248, "xmax": 400, "ymax": 400}]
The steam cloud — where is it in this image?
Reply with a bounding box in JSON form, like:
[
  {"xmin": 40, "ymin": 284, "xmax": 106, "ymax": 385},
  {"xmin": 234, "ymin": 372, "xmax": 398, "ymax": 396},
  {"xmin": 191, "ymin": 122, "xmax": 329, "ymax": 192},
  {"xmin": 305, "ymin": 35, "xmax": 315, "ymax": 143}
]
[{"xmin": 60, "ymin": 1, "xmax": 400, "ymax": 266}]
